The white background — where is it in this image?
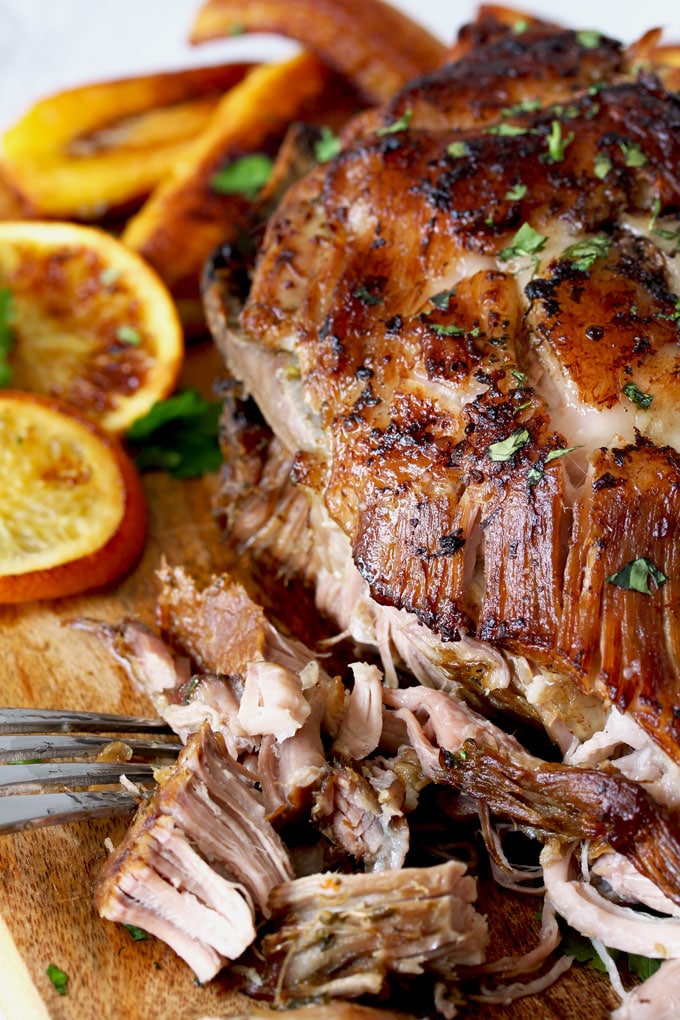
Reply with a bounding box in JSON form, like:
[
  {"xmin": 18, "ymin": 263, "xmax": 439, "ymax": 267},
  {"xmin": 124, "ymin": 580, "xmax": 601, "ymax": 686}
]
[{"xmin": 1, "ymin": 0, "xmax": 680, "ymax": 132}]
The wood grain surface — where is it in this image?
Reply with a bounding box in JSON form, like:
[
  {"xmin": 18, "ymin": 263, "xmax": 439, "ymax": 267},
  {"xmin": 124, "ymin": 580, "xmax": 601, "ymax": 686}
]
[{"xmin": 0, "ymin": 344, "xmax": 622, "ymax": 1020}]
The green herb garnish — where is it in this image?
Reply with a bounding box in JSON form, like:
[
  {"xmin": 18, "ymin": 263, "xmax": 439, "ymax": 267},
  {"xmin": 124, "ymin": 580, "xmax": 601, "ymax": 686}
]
[
  {"xmin": 498, "ymin": 222, "xmax": 548, "ymax": 264},
  {"xmin": 46, "ymin": 964, "xmax": 69, "ymax": 996},
  {"xmin": 501, "ymin": 99, "xmax": 541, "ymax": 117},
  {"xmin": 606, "ymin": 556, "xmax": 668, "ymax": 594},
  {"xmin": 446, "ymin": 140, "xmax": 468, "ymax": 158},
  {"xmin": 116, "ymin": 325, "xmax": 142, "ymax": 346},
  {"xmin": 314, "ymin": 126, "xmax": 341, "ymax": 164},
  {"xmin": 123, "ymin": 924, "xmax": 149, "ymax": 942},
  {"xmin": 562, "ymin": 234, "xmax": 611, "ymax": 272},
  {"xmin": 487, "ymin": 428, "xmax": 531, "ymax": 462},
  {"xmin": 622, "ymin": 381, "xmax": 653, "ymax": 409},
  {"xmin": 376, "ymin": 109, "xmax": 413, "ymax": 136},
  {"xmin": 0, "ymin": 288, "xmax": 15, "ymax": 389},
  {"xmin": 430, "ymin": 288, "xmax": 457, "ymax": 310},
  {"xmin": 485, "ymin": 123, "xmax": 533, "ymax": 137},
  {"xmin": 513, "ymin": 18, "xmax": 529, "ymax": 33},
  {"xmin": 431, "ymin": 323, "xmax": 478, "ymax": 337},
  {"xmin": 544, "ymin": 445, "xmax": 581, "ymax": 463},
  {"xmin": 353, "ymin": 285, "xmax": 383, "ymax": 306},
  {"xmin": 545, "ymin": 120, "xmax": 574, "ymax": 163},
  {"xmin": 593, "ymin": 152, "xmax": 612, "ymax": 180},
  {"xmin": 211, "ymin": 153, "xmax": 274, "ymax": 200},
  {"xmin": 619, "ymin": 140, "xmax": 648, "ymax": 168},
  {"xmin": 505, "ymin": 182, "xmax": 528, "ymax": 201},
  {"xmin": 126, "ymin": 388, "xmax": 222, "ymax": 479},
  {"xmin": 576, "ymin": 29, "xmax": 602, "ymax": 49},
  {"xmin": 511, "ymin": 368, "xmax": 529, "ymax": 384}
]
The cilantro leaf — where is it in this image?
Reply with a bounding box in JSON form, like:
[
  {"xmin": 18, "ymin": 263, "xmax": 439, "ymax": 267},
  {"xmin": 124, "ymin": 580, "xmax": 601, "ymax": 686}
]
[
  {"xmin": 544, "ymin": 445, "xmax": 581, "ymax": 463},
  {"xmin": 211, "ymin": 153, "xmax": 274, "ymax": 200},
  {"xmin": 576, "ymin": 29, "xmax": 602, "ymax": 49},
  {"xmin": 544, "ymin": 120, "xmax": 574, "ymax": 163},
  {"xmin": 376, "ymin": 109, "xmax": 413, "ymax": 136},
  {"xmin": 0, "ymin": 287, "xmax": 15, "ymax": 388},
  {"xmin": 488, "ymin": 428, "xmax": 531, "ymax": 462},
  {"xmin": 123, "ymin": 924, "xmax": 149, "ymax": 942},
  {"xmin": 498, "ymin": 222, "xmax": 548, "ymax": 263},
  {"xmin": 446, "ymin": 141, "xmax": 468, "ymax": 158},
  {"xmin": 485, "ymin": 123, "xmax": 533, "ymax": 137},
  {"xmin": 126, "ymin": 389, "xmax": 222, "ymax": 479},
  {"xmin": 619, "ymin": 141, "xmax": 648, "ymax": 168},
  {"xmin": 430, "ymin": 288, "xmax": 457, "ymax": 310},
  {"xmin": 622, "ymin": 381, "xmax": 653, "ymax": 409},
  {"xmin": 314, "ymin": 126, "xmax": 341, "ymax": 164},
  {"xmin": 562, "ymin": 234, "xmax": 611, "ymax": 272},
  {"xmin": 431, "ymin": 323, "xmax": 478, "ymax": 336},
  {"xmin": 594, "ymin": 152, "xmax": 612, "ymax": 180},
  {"xmin": 46, "ymin": 963, "xmax": 69, "ymax": 996},
  {"xmin": 501, "ymin": 99, "xmax": 541, "ymax": 117},
  {"xmin": 353, "ymin": 285, "xmax": 383, "ymax": 306},
  {"xmin": 505, "ymin": 182, "xmax": 528, "ymax": 201},
  {"xmin": 606, "ymin": 556, "xmax": 668, "ymax": 595}
]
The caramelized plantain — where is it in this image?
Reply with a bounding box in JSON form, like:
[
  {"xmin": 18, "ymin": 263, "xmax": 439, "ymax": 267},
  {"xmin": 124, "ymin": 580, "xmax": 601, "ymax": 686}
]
[
  {"xmin": 2, "ymin": 63, "xmax": 252, "ymax": 220},
  {"xmin": 190, "ymin": 0, "xmax": 446, "ymax": 103}
]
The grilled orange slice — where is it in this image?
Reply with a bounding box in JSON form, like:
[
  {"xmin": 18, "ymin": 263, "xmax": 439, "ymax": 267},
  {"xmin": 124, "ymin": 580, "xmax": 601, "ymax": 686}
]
[
  {"xmin": 0, "ymin": 391, "xmax": 147, "ymax": 603},
  {"xmin": 0, "ymin": 220, "xmax": 183, "ymax": 433}
]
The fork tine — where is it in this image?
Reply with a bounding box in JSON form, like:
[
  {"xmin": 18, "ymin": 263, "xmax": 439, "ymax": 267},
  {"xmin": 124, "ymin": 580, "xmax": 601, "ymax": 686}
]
[
  {"xmin": 0, "ymin": 734, "xmax": 181, "ymax": 763},
  {"xmin": 0, "ymin": 707, "xmax": 174, "ymax": 734},
  {"xmin": 0, "ymin": 762, "xmax": 158, "ymax": 796},
  {"xmin": 1, "ymin": 790, "xmax": 141, "ymax": 835}
]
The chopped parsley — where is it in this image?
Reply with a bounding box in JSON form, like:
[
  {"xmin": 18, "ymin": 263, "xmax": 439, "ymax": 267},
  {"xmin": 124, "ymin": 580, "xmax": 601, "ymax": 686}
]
[
  {"xmin": 593, "ymin": 152, "xmax": 612, "ymax": 180},
  {"xmin": 126, "ymin": 388, "xmax": 222, "ymax": 479},
  {"xmin": 498, "ymin": 222, "xmax": 548, "ymax": 266},
  {"xmin": 353, "ymin": 285, "xmax": 383, "ymax": 306},
  {"xmin": 619, "ymin": 140, "xmax": 648, "ymax": 168},
  {"xmin": 485, "ymin": 123, "xmax": 533, "ymax": 137},
  {"xmin": 430, "ymin": 287, "xmax": 456, "ymax": 310},
  {"xmin": 314, "ymin": 126, "xmax": 341, "ymax": 164},
  {"xmin": 0, "ymin": 288, "xmax": 15, "ymax": 388},
  {"xmin": 527, "ymin": 446, "xmax": 580, "ymax": 484},
  {"xmin": 622, "ymin": 381, "xmax": 653, "ymax": 409},
  {"xmin": 562, "ymin": 234, "xmax": 611, "ymax": 272},
  {"xmin": 545, "ymin": 445, "xmax": 580, "ymax": 463},
  {"xmin": 576, "ymin": 29, "xmax": 602, "ymax": 49},
  {"xmin": 376, "ymin": 109, "xmax": 413, "ymax": 136},
  {"xmin": 511, "ymin": 368, "xmax": 529, "ymax": 384},
  {"xmin": 501, "ymin": 99, "xmax": 541, "ymax": 117},
  {"xmin": 487, "ymin": 428, "xmax": 530, "ymax": 462},
  {"xmin": 431, "ymin": 323, "xmax": 479, "ymax": 337},
  {"xmin": 211, "ymin": 153, "xmax": 274, "ymax": 200},
  {"xmin": 606, "ymin": 556, "xmax": 668, "ymax": 595},
  {"xmin": 446, "ymin": 140, "xmax": 468, "ymax": 158},
  {"xmin": 123, "ymin": 924, "xmax": 149, "ymax": 942},
  {"xmin": 46, "ymin": 963, "xmax": 69, "ymax": 996},
  {"xmin": 505, "ymin": 182, "xmax": 528, "ymax": 201},
  {"xmin": 544, "ymin": 120, "xmax": 574, "ymax": 163},
  {"xmin": 512, "ymin": 18, "xmax": 529, "ymax": 34},
  {"xmin": 116, "ymin": 325, "xmax": 142, "ymax": 346}
]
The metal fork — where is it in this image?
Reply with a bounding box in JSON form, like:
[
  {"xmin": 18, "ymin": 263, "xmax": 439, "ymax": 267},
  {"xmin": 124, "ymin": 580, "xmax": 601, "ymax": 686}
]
[{"xmin": 0, "ymin": 707, "xmax": 181, "ymax": 835}]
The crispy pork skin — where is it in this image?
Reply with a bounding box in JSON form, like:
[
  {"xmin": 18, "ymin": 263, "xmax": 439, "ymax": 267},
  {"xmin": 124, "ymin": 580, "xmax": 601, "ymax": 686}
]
[
  {"xmin": 255, "ymin": 862, "xmax": 487, "ymax": 1003},
  {"xmin": 205, "ymin": 13, "xmax": 680, "ymax": 771},
  {"xmin": 95, "ymin": 723, "xmax": 292, "ymax": 982}
]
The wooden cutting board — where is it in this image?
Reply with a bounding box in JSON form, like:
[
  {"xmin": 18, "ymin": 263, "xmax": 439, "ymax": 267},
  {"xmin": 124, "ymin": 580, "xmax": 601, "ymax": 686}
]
[{"xmin": 0, "ymin": 344, "xmax": 621, "ymax": 1020}]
